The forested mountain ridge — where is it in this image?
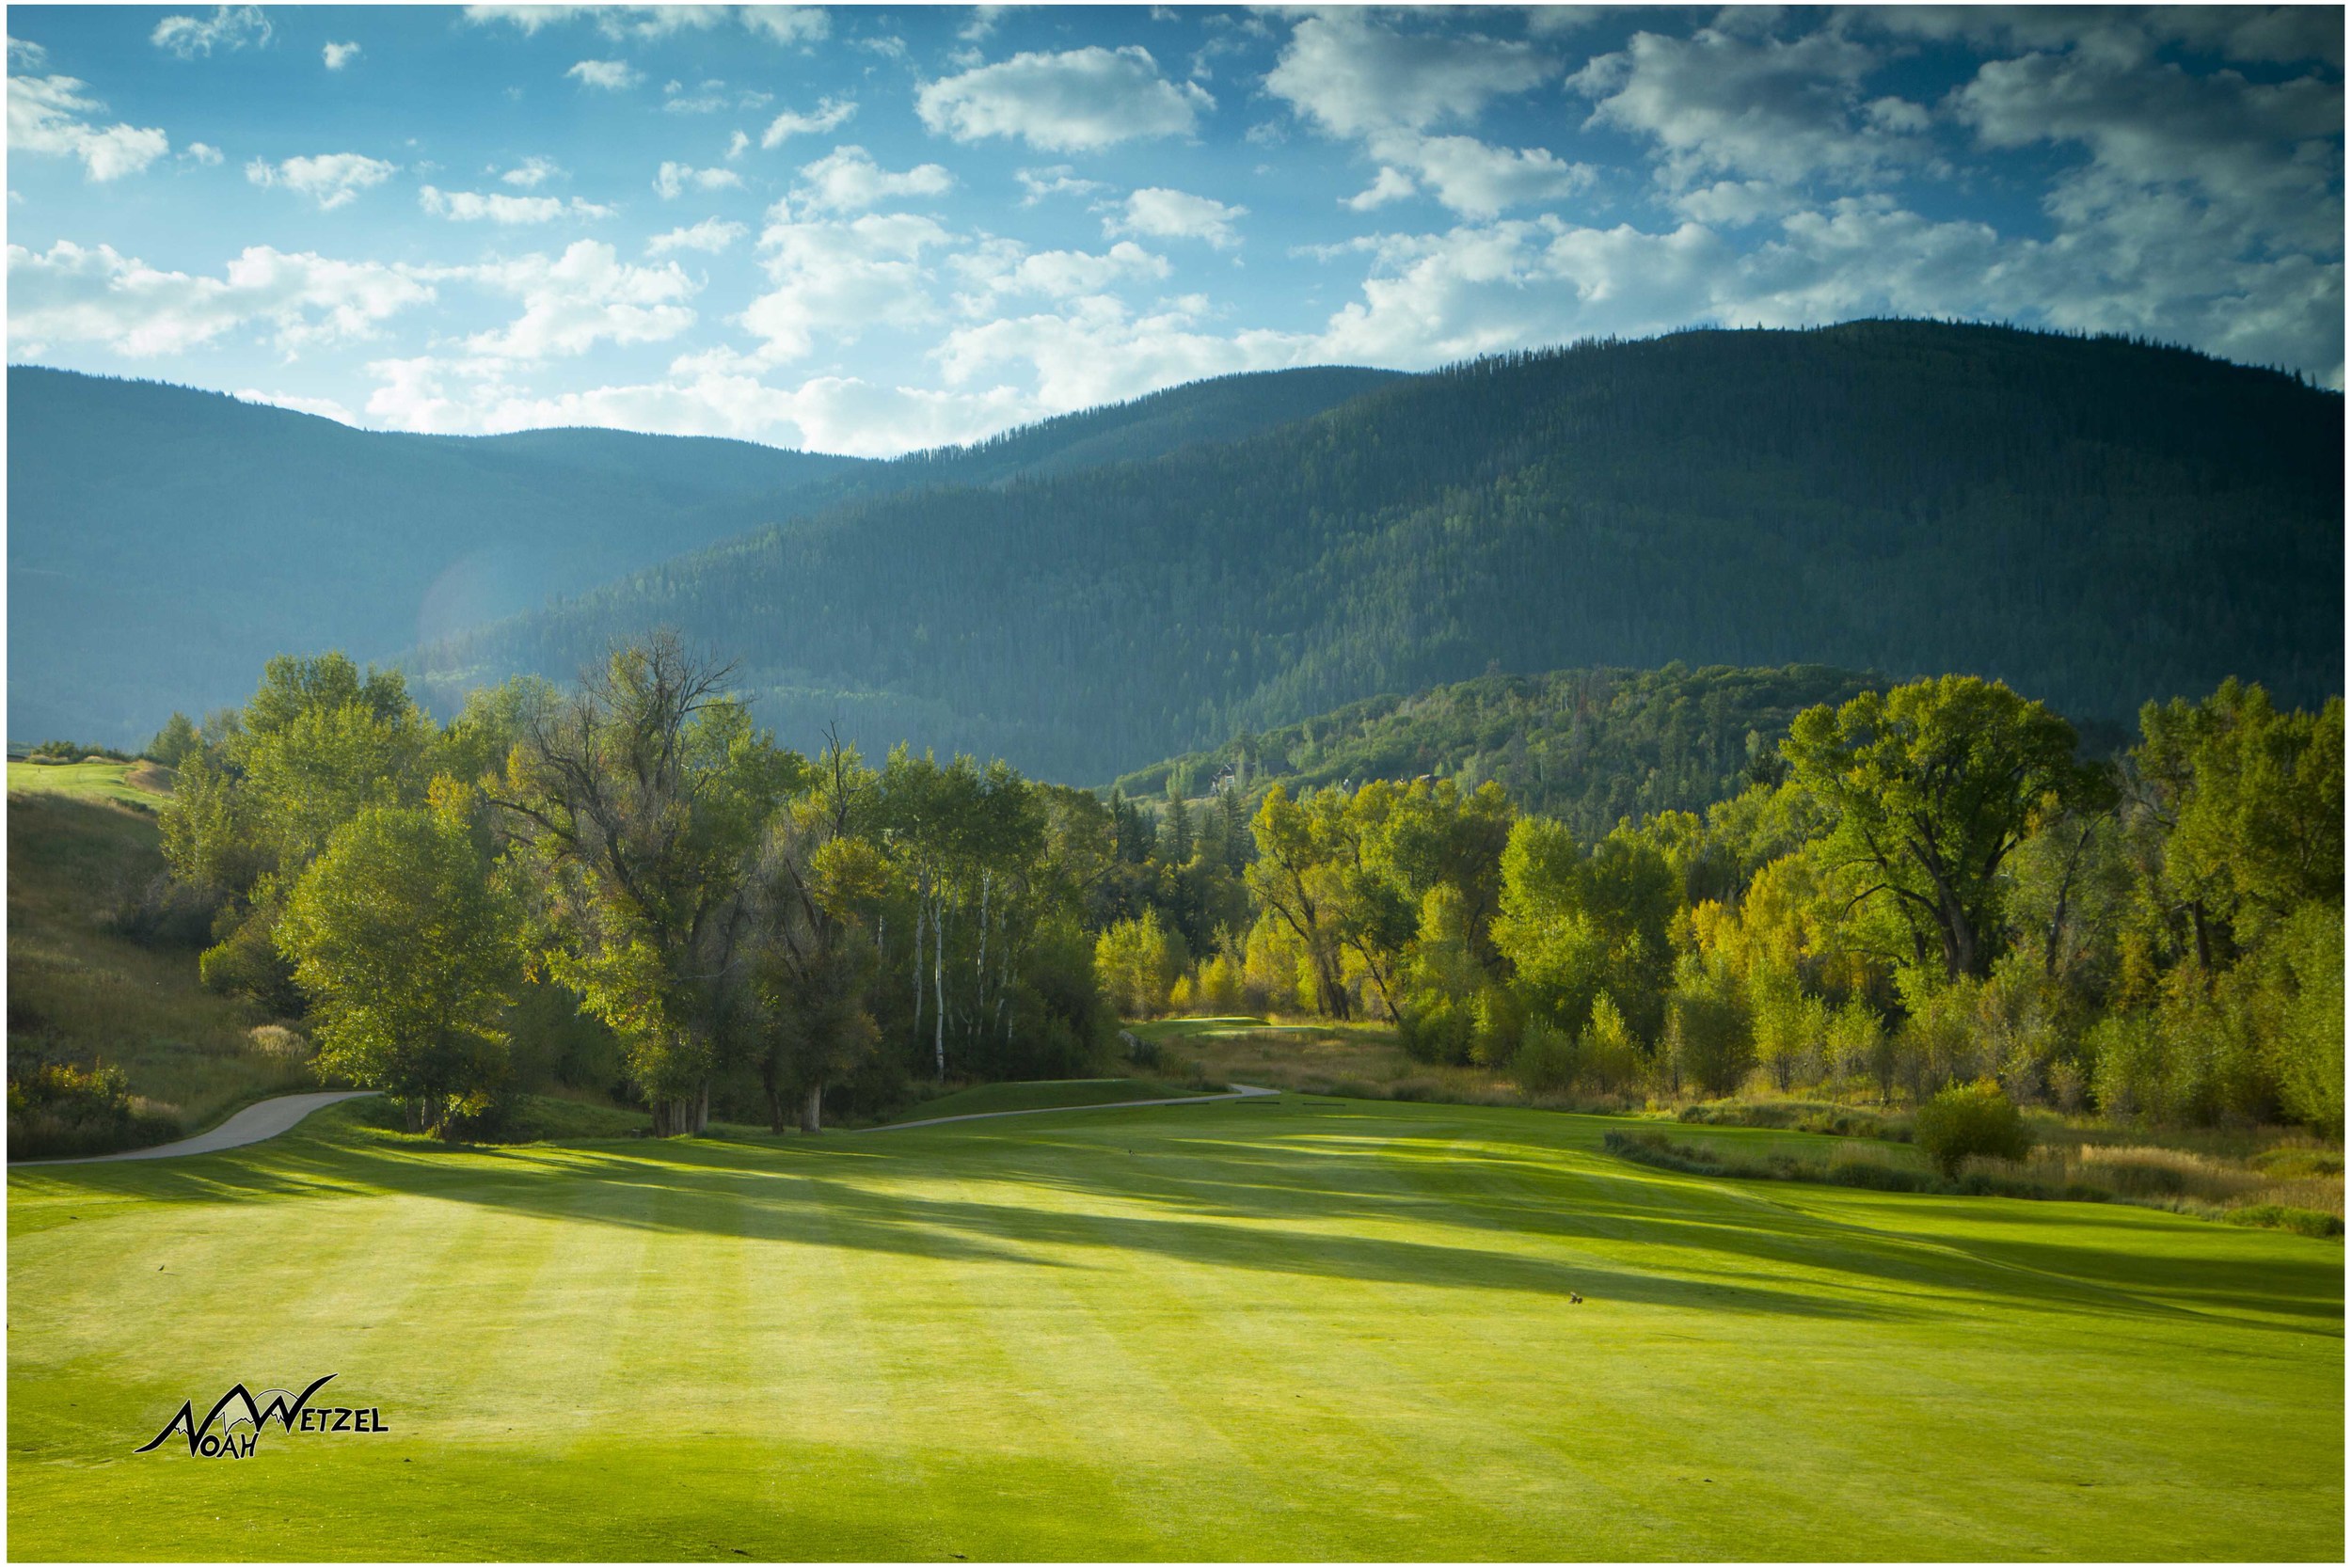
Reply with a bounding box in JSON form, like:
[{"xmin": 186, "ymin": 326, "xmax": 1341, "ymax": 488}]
[
  {"xmin": 6, "ymin": 368, "xmax": 865, "ymax": 748},
  {"xmin": 412, "ymin": 321, "xmax": 2344, "ymax": 784},
  {"xmin": 6, "ymin": 364, "xmax": 1399, "ymax": 749},
  {"xmin": 1112, "ymin": 663, "xmax": 1889, "ymax": 839}
]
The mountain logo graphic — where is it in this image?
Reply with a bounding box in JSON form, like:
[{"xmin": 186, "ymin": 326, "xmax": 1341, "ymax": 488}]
[{"xmin": 135, "ymin": 1375, "xmax": 389, "ymax": 1458}]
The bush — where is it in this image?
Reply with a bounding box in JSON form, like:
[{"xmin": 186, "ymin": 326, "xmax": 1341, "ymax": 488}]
[
  {"xmin": 7, "ymin": 1059, "xmax": 181, "ymax": 1159},
  {"xmin": 1509, "ymin": 1019, "xmax": 1577, "ymax": 1092},
  {"xmin": 1915, "ymin": 1079, "xmax": 2031, "ymax": 1178}
]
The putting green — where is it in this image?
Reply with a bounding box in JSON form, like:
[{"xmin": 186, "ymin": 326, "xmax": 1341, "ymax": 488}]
[{"xmin": 8, "ymin": 1097, "xmax": 2341, "ymax": 1560}]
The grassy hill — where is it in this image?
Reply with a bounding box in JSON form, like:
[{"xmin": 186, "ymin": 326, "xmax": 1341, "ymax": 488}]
[
  {"xmin": 8, "ymin": 1093, "xmax": 2340, "ymax": 1558},
  {"xmin": 410, "ymin": 321, "xmax": 2344, "ymax": 784},
  {"xmin": 8, "ymin": 364, "xmax": 1395, "ymax": 751},
  {"xmin": 5, "ymin": 781, "xmax": 311, "ymax": 1148}
]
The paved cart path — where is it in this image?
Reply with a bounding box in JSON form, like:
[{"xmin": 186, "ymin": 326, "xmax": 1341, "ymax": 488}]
[{"xmin": 9, "ymin": 1089, "xmax": 380, "ymax": 1166}]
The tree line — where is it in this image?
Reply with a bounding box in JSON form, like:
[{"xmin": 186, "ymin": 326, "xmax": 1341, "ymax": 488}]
[
  {"xmin": 156, "ymin": 636, "xmax": 1132, "ymax": 1137},
  {"xmin": 1093, "ymin": 673, "xmax": 2344, "ymax": 1136}
]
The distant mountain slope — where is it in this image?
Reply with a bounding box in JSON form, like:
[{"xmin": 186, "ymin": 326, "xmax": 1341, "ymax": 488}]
[
  {"xmin": 1112, "ymin": 663, "xmax": 1887, "ymax": 836},
  {"xmin": 6, "ymin": 364, "xmax": 1398, "ymax": 748},
  {"xmin": 413, "ymin": 321, "xmax": 2344, "ymax": 784}
]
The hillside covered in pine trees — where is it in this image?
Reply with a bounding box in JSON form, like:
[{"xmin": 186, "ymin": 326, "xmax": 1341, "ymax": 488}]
[{"xmin": 411, "ymin": 321, "xmax": 2343, "ymax": 783}]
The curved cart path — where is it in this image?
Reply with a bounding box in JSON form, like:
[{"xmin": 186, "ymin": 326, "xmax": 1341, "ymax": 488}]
[
  {"xmin": 8, "ymin": 1084, "xmax": 1279, "ymax": 1166},
  {"xmin": 8, "ymin": 1090, "xmax": 378, "ymax": 1167}
]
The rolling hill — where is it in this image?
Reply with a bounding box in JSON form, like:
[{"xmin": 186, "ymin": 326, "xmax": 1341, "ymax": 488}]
[
  {"xmin": 409, "ymin": 321, "xmax": 2345, "ymax": 784},
  {"xmin": 5, "ymin": 364, "xmax": 1399, "ymax": 749}
]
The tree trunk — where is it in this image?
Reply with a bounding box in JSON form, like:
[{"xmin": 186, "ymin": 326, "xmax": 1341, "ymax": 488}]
[
  {"xmin": 975, "ymin": 870, "xmax": 991, "ymax": 1050},
  {"xmin": 693, "ymin": 1082, "xmax": 710, "ymax": 1134},
  {"xmin": 911, "ymin": 895, "xmax": 926, "ymax": 1047},
  {"xmin": 800, "ymin": 1081, "xmax": 823, "ymax": 1134},
  {"xmin": 933, "ymin": 893, "xmax": 947, "ymax": 1082}
]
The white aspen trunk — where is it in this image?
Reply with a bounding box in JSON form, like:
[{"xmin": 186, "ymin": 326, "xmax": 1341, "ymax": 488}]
[
  {"xmin": 800, "ymin": 1081, "xmax": 823, "ymax": 1134},
  {"xmin": 911, "ymin": 891, "xmax": 925, "ymax": 1047},
  {"xmin": 693, "ymin": 1081, "xmax": 710, "ymax": 1134},
  {"xmin": 933, "ymin": 891, "xmax": 947, "ymax": 1082},
  {"xmin": 974, "ymin": 870, "xmax": 991, "ymax": 1047}
]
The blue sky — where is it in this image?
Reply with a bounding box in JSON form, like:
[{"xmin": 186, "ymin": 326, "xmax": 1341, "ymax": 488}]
[{"xmin": 8, "ymin": 5, "xmax": 2343, "ymax": 455}]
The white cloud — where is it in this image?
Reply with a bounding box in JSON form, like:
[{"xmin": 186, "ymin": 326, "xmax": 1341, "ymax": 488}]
[
  {"xmin": 654, "ymin": 161, "xmax": 743, "ymax": 198},
  {"xmin": 1669, "ymin": 179, "xmax": 1802, "ymax": 227},
  {"xmin": 791, "ymin": 145, "xmax": 954, "ymax": 213},
  {"xmin": 8, "ymin": 73, "xmax": 170, "ymax": 182},
  {"xmin": 1366, "ymin": 132, "xmax": 1595, "ymax": 219},
  {"xmin": 740, "ymin": 7, "xmax": 829, "ymax": 45},
  {"xmin": 466, "ymin": 6, "xmax": 734, "ymax": 41},
  {"xmin": 647, "ymin": 217, "xmax": 747, "ymax": 254},
  {"xmin": 182, "ymin": 141, "xmax": 225, "ymax": 166},
  {"xmin": 1344, "ymin": 166, "xmax": 1417, "ymax": 212},
  {"xmin": 235, "ymin": 387, "xmax": 357, "ymax": 422},
  {"xmin": 935, "ymin": 293, "xmax": 1314, "ymax": 411},
  {"xmin": 740, "ymin": 211, "xmax": 952, "ymax": 361},
  {"xmin": 462, "ymin": 239, "xmax": 699, "ymax": 359},
  {"xmin": 420, "ymin": 185, "xmax": 615, "ymax": 223},
  {"xmin": 917, "ymin": 45, "xmax": 1211, "ymax": 151},
  {"xmin": 151, "ymin": 6, "xmax": 272, "ymax": 59},
  {"xmin": 663, "ymin": 76, "xmax": 769, "ymax": 113},
  {"xmin": 1017, "ymin": 165, "xmax": 1109, "ymax": 205},
  {"xmin": 1266, "ymin": 12, "xmax": 1553, "ymax": 136},
  {"xmin": 323, "ymin": 40, "xmax": 361, "ymax": 71},
  {"xmin": 501, "ymin": 156, "xmax": 561, "ymax": 187},
  {"xmin": 951, "ymin": 238, "xmax": 1171, "ymax": 308},
  {"xmin": 726, "ymin": 129, "xmax": 750, "ymax": 160},
  {"xmin": 760, "ymin": 96, "xmax": 856, "ymax": 147},
  {"xmin": 8, "ymin": 239, "xmax": 434, "ymax": 357},
  {"xmin": 8, "ymin": 36, "xmax": 48, "ymax": 68},
  {"xmin": 1569, "ymin": 25, "xmax": 1929, "ymax": 188},
  {"xmin": 566, "ymin": 59, "xmax": 643, "ymax": 90},
  {"xmin": 246, "ymin": 152, "xmax": 397, "ymax": 210},
  {"xmin": 1108, "ymin": 186, "xmax": 1246, "ymax": 248}
]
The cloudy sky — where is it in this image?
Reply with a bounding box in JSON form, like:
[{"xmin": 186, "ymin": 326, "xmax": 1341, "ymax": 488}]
[{"xmin": 8, "ymin": 4, "xmax": 2343, "ymax": 455}]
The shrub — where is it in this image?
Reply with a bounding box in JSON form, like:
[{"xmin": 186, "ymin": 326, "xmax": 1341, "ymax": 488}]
[
  {"xmin": 1915, "ymin": 1079, "xmax": 2031, "ymax": 1178},
  {"xmin": 7, "ymin": 1059, "xmax": 180, "ymax": 1159},
  {"xmin": 1509, "ymin": 1020, "xmax": 1577, "ymax": 1093}
]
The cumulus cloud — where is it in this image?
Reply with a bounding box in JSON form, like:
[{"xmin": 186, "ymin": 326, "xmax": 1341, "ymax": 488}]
[
  {"xmin": 467, "ymin": 6, "xmax": 729, "ymax": 40},
  {"xmin": 245, "ymin": 151, "xmax": 397, "ymax": 210},
  {"xmin": 565, "ymin": 58, "xmax": 642, "ymax": 90},
  {"xmin": 151, "ymin": 6, "xmax": 272, "ymax": 59},
  {"xmin": 501, "ymin": 156, "xmax": 561, "ymax": 187},
  {"xmin": 462, "ymin": 239, "xmax": 699, "ymax": 359},
  {"xmin": 653, "ymin": 161, "xmax": 743, "ymax": 198},
  {"xmin": 1570, "ymin": 24, "xmax": 1931, "ymax": 188},
  {"xmin": 8, "ymin": 72, "xmax": 170, "ymax": 182},
  {"xmin": 1108, "ymin": 186, "xmax": 1247, "ymax": 248},
  {"xmin": 951, "ymin": 238, "xmax": 1171, "ymax": 309},
  {"xmin": 935, "ymin": 293, "xmax": 1315, "ymax": 411},
  {"xmin": 740, "ymin": 210, "xmax": 952, "ymax": 361},
  {"xmin": 790, "ymin": 145, "xmax": 954, "ymax": 213},
  {"xmin": 646, "ymin": 216, "xmax": 747, "ymax": 254},
  {"xmin": 235, "ymin": 387, "xmax": 358, "ymax": 421},
  {"xmin": 760, "ymin": 96, "xmax": 856, "ymax": 147},
  {"xmin": 739, "ymin": 7, "xmax": 829, "ymax": 45},
  {"xmin": 917, "ymin": 46, "xmax": 1211, "ymax": 151},
  {"xmin": 1017, "ymin": 165, "xmax": 1109, "ymax": 204},
  {"xmin": 1344, "ymin": 165, "xmax": 1417, "ymax": 212},
  {"xmin": 8, "ymin": 239, "xmax": 434, "ymax": 357},
  {"xmin": 1267, "ymin": 11, "xmax": 1553, "ymax": 136},
  {"xmin": 420, "ymin": 185, "xmax": 615, "ymax": 223},
  {"xmin": 323, "ymin": 40, "xmax": 360, "ymax": 70},
  {"xmin": 1365, "ymin": 132, "xmax": 1595, "ymax": 219},
  {"xmin": 662, "ymin": 76, "xmax": 769, "ymax": 114},
  {"xmin": 182, "ymin": 141, "xmax": 225, "ymax": 166}
]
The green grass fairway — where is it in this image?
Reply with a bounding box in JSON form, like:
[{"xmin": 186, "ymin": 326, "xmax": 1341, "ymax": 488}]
[
  {"xmin": 8, "ymin": 1097, "xmax": 2341, "ymax": 1560},
  {"xmin": 880, "ymin": 1077, "xmax": 1200, "ymax": 1123}
]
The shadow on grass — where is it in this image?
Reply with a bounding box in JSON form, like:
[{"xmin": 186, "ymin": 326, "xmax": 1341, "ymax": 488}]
[{"xmin": 12, "ymin": 1101, "xmax": 2341, "ymax": 1334}]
